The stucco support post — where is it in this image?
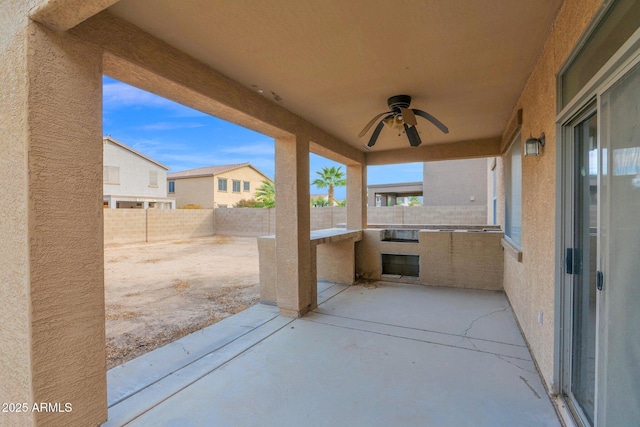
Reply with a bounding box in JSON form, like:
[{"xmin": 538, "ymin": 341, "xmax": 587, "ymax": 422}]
[
  {"xmin": 0, "ymin": 8, "xmax": 107, "ymax": 426},
  {"xmin": 347, "ymin": 163, "xmax": 367, "ymax": 229},
  {"xmin": 275, "ymin": 135, "xmax": 314, "ymax": 317}
]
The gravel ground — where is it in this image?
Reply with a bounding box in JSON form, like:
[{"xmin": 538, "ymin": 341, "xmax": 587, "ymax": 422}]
[{"xmin": 104, "ymin": 236, "xmax": 260, "ymax": 369}]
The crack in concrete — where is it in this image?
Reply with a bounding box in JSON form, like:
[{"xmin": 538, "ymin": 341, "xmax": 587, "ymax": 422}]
[
  {"xmin": 461, "ymin": 307, "xmax": 508, "ymax": 338},
  {"xmin": 462, "ymin": 307, "xmax": 537, "ymax": 374},
  {"xmin": 177, "ymin": 342, "xmax": 190, "ymax": 356},
  {"xmin": 520, "ymin": 375, "xmax": 542, "ymax": 399}
]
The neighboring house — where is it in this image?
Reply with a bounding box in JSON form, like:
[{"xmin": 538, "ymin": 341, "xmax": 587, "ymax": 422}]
[
  {"xmin": 167, "ymin": 163, "xmax": 271, "ymax": 208},
  {"xmin": 310, "ymin": 194, "xmax": 329, "ymax": 206},
  {"xmin": 367, "ymin": 158, "xmax": 488, "ymax": 207},
  {"xmin": 422, "ymin": 158, "xmax": 487, "ymax": 207},
  {"xmin": 367, "ymin": 182, "xmax": 423, "ymax": 207},
  {"xmin": 103, "ymin": 136, "xmax": 176, "ymax": 209}
]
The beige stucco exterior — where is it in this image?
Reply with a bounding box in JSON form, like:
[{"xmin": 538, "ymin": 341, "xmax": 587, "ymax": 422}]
[
  {"xmin": 1, "ymin": 2, "xmax": 107, "ymax": 425},
  {"xmin": 497, "ymin": 0, "xmax": 603, "ymax": 385},
  {"xmin": 423, "ymin": 158, "xmax": 488, "ymax": 206},
  {"xmin": 169, "ymin": 176, "xmax": 215, "ymax": 208},
  {"xmin": 169, "ymin": 164, "xmax": 270, "ymax": 208}
]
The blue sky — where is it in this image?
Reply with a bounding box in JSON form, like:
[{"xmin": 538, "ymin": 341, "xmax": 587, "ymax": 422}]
[{"xmin": 103, "ymin": 76, "xmax": 422, "ymax": 200}]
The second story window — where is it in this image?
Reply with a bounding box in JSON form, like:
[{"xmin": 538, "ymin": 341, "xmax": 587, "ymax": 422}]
[
  {"xmin": 168, "ymin": 181, "xmax": 175, "ymax": 193},
  {"xmin": 218, "ymin": 178, "xmax": 228, "ymax": 191},
  {"xmin": 232, "ymin": 180, "xmax": 241, "ymax": 193},
  {"xmin": 149, "ymin": 171, "xmax": 158, "ymax": 187},
  {"xmin": 243, "ymin": 181, "xmax": 250, "ymax": 192},
  {"xmin": 103, "ymin": 166, "xmax": 120, "ymax": 184}
]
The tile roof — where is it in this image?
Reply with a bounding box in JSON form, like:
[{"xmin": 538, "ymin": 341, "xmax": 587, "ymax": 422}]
[{"xmin": 167, "ymin": 163, "xmax": 252, "ymax": 179}]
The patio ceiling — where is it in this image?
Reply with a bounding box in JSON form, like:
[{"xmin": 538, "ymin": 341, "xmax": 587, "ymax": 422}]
[{"xmin": 107, "ymin": 0, "xmax": 562, "ymax": 154}]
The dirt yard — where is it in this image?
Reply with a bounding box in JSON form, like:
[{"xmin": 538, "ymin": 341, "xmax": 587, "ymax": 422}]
[{"xmin": 104, "ymin": 235, "xmax": 260, "ymax": 369}]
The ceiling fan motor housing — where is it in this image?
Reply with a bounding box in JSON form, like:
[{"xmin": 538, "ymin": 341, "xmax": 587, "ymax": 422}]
[{"xmin": 387, "ymin": 95, "xmax": 412, "ymax": 112}]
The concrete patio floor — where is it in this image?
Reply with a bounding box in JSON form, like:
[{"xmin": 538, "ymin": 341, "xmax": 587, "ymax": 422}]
[{"xmin": 104, "ymin": 281, "xmax": 561, "ymax": 426}]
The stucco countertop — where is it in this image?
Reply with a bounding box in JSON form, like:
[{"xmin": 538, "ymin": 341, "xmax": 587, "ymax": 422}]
[{"xmin": 258, "ymin": 228, "xmax": 363, "ymax": 246}]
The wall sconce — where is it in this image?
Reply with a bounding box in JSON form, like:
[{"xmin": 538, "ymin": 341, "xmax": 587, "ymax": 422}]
[{"xmin": 524, "ymin": 133, "xmax": 545, "ymax": 157}]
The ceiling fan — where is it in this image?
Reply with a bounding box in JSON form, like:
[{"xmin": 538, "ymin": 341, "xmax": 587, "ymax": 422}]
[{"xmin": 358, "ymin": 95, "xmax": 449, "ymax": 147}]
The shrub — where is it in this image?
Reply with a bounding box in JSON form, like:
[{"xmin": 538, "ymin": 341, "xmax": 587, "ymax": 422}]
[{"xmin": 235, "ymin": 199, "xmax": 264, "ymax": 208}]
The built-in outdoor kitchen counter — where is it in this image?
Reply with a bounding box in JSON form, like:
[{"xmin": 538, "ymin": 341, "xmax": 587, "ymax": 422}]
[
  {"xmin": 356, "ymin": 226, "xmax": 504, "ymax": 290},
  {"xmin": 258, "ymin": 228, "xmax": 362, "ymax": 305}
]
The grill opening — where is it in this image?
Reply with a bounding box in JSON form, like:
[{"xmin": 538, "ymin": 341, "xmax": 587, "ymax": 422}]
[
  {"xmin": 382, "ymin": 229, "xmax": 419, "ymax": 242},
  {"xmin": 381, "ymin": 254, "xmax": 419, "ymax": 277}
]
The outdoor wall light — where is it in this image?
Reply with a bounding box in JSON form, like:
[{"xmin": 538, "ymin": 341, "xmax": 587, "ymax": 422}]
[{"xmin": 524, "ymin": 133, "xmax": 545, "ymax": 157}]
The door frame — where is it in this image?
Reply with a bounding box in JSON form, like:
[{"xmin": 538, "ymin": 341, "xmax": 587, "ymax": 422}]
[
  {"xmin": 558, "ymin": 102, "xmax": 599, "ymax": 427},
  {"xmin": 554, "ymin": 24, "xmax": 640, "ymax": 427}
]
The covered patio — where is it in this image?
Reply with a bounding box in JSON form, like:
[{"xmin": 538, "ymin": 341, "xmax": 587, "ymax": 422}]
[
  {"xmin": 105, "ymin": 281, "xmax": 560, "ymax": 426},
  {"xmin": 3, "ymin": 1, "xmax": 639, "ymax": 426}
]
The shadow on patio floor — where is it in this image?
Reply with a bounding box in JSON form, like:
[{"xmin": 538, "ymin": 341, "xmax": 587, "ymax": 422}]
[{"xmin": 105, "ymin": 281, "xmax": 561, "ymax": 427}]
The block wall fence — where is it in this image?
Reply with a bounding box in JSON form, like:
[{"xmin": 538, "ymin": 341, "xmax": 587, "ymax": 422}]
[{"xmin": 104, "ymin": 205, "xmax": 487, "ymax": 244}]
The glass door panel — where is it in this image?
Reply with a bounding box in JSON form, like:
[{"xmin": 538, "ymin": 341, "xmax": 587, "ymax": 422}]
[
  {"xmin": 569, "ymin": 112, "xmax": 598, "ymax": 426},
  {"xmin": 598, "ymin": 60, "xmax": 640, "ymax": 427}
]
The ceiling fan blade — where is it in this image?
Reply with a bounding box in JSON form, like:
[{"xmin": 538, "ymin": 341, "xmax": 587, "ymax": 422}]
[
  {"xmin": 367, "ymin": 118, "xmax": 388, "ymax": 147},
  {"xmin": 404, "ymin": 123, "xmax": 422, "ymax": 147},
  {"xmin": 412, "ymin": 109, "xmax": 449, "ymax": 134},
  {"xmin": 358, "ymin": 111, "xmax": 392, "ymax": 137},
  {"xmin": 399, "ymin": 107, "xmax": 417, "ymax": 126}
]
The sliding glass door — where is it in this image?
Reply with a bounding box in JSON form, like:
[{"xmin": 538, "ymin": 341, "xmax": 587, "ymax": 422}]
[
  {"xmin": 561, "ymin": 58, "xmax": 640, "ymax": 427},
  {"xmin": 597, "ymin": 59, "xmax": 640, "ymax": 427}
]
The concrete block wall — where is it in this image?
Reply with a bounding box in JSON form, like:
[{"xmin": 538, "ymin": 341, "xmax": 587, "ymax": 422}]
[
  {"xmin": 104, "ymin": 209, "xmax": 214, "ymax": 244},
  {"xmin": 104, "ymin": 206, "xmax": 489, "ymax": 243},
  {"xmin": 368, "ymin": 206, "xmax": 487, "ymax": 225},
  {"xmin": 215, "ymin": 207, "xmax": 273, "ymax": 236},
  {"xmin": 356, "ymin": 228, "xmax": 503, "ymax": 290},
  {"xmin": 104, "ymin": 209, "xmax": 147, "ymax": 244},
  {"xmin": 332, "ymin": 207, "xmax": 346, "ymax": 226},
  {"xmin": 147, "ymin": 209, "xmax": 214, "ymax": 242},
  {"xmin": 421, "ymin": 230, "xmax": 504, "ymax": 289},
  {"xmin": 310, "ymin": 207, "xmax": 333, "ymax": 230},
  {"xmin": 216, "ymin": 207, "xmax": 346, "ymax": 235}
]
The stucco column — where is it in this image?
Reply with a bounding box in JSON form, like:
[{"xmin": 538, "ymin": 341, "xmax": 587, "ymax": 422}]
[
  {"xmin": 347, "ymin": 163, "xmax": 367, "ymax": 229},
  {"xmin": 275, "ymin": 135, "xmax": 314, "ymax": 317},
  {"xmin": 0, "ymin": 7, "xmax": 107, "ymax": 426}
]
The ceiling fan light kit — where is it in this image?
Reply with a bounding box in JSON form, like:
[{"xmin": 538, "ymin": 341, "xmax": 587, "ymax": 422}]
[{"xmin": 359, "ymin": 95, "xmax": 449, "ymax": 148}]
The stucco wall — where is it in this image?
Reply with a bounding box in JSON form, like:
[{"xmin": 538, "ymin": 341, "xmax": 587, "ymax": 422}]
[
  {"xmin": 423, "ymin": 158, "xmax": 488, "ymax": 206},
  {"xmin": 500, "ymin": 0, "xmax": 603, "ymax": 387},
  {"xmin": 170, "ymin": 176, "xmax": 214, "ymax": 208},
  {"xmin": 0, "ymin": 2, "xmax": 40, "ymax": 422},
  {"xmin": 103, "ymin": 138, "xmax": 169, "ymax": 198},
  {"xmin": 0, "ymin": 4, "xmax": 108, "ymax": 424}
]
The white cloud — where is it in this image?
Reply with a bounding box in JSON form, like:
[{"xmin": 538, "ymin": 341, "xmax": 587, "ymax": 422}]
[
  {"xmin": 103, "ymin": 82, "xmax": 173, "ymax": 109},
  {"xmin": 218, "ymin": 142, "xmax": 274, "ymax": 156},
  {"xmin": 158, "ymin": 153, "xmax": 215, "ymax": 166},
  {"xmin": 137, "ymin": 122, "xmax": 205, "ymax": 131},
  {"xmin": 103, "ymin": 81, "xmax": 207, "ymax": 117}
]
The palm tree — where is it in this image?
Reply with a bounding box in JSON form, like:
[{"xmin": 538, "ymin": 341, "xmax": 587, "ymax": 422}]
[
  {"xmin": 255, "ymin": 179, "xmax": 275, "ymax": 208},
  {"xmin": 311, "ymin": 166, "xmax": 346, "ymax": 206}
]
